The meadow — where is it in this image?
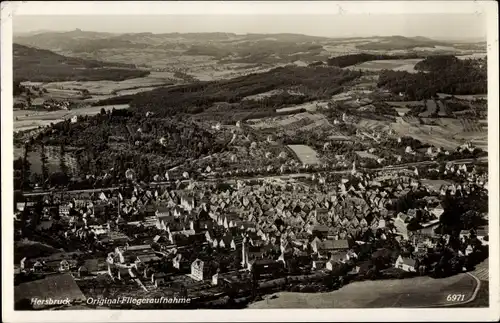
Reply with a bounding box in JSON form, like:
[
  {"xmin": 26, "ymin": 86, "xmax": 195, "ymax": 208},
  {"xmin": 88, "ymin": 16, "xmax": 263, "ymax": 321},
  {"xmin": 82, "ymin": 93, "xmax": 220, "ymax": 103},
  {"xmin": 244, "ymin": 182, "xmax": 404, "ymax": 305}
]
[{"xmin": 248, "ymin": 273, "xmax": 478, "ymax": 308}]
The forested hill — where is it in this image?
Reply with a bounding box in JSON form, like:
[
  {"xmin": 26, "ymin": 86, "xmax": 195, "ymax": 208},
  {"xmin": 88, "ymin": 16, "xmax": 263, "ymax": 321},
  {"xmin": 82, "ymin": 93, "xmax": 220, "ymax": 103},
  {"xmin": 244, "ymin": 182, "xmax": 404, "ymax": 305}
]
[
  {"xmin": 378, "ymin": 55, "xmax": 487, "ymax": 100},
  {"xmin": 13, "ymin": 43, "xmax": 149, "ymax": 82},
  {"xmin": 93, "ymin": 65, "xmax": 362, "ymax": 118}
]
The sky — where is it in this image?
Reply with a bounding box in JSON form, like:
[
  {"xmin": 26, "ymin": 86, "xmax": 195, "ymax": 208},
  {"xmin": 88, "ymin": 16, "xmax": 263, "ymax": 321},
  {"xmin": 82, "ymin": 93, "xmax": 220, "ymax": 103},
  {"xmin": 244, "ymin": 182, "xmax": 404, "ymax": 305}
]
[{"xmin": 13, "ymin": 14, "xmax": 487, "ymax": 41}]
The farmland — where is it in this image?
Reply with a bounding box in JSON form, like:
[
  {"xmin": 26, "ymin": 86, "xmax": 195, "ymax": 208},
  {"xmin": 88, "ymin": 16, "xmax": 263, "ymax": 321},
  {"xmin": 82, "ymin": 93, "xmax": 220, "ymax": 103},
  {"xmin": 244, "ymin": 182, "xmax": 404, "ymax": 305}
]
[
  {"xmin": 247, "ymin": 112, "xmax": 333, "ymax": 134},
  {"xmin": 345, "ymin": 58, "xmax": 424, "ymax": 73},
  {"xmin": 14, "ymin": 104, "xmax": 129, "ymax": 132}
]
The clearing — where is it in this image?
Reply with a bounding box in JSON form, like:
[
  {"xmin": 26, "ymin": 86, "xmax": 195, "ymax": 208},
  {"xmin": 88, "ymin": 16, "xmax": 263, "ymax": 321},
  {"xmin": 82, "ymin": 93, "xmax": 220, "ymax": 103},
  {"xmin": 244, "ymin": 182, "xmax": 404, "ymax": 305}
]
[
  {"xmin": 345, "ymin": 58, "xmax": 424, "ymax": 73},
  {"xmin": 247, "ymin": 112, "xmax": 332, "ymax": 134},
  {"xmin": 288, "ymin": 145, "xmax": 321, "ymax": 165},
  {"xmin": 356, "ymin": 151, "xmax": 379, "ymax": 160}
]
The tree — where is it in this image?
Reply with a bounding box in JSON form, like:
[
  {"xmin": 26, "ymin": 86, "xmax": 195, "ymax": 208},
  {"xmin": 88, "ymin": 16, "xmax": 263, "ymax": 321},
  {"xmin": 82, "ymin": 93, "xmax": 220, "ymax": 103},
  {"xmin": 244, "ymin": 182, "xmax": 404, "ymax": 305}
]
[
  {"xmin": 59, "ymin": 144, "xmax": 69, "ymax": 178},
  {"xmin": 14, "ymin": 81, "xmax": 23, "ymax": 96},
  {"xmin": 40, "ymin": 144, "xmax": 49, "ymax": 188}
]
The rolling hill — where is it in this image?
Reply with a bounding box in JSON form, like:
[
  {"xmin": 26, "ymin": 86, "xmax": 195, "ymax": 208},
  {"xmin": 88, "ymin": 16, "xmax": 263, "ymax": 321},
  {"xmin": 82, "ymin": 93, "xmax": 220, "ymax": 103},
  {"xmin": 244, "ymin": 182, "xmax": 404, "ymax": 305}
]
[
  {"xmin": 13, "ymin": 30, "xmax": 486, "ymax": 74},
  {"xmin": 355, "ymin": 35, "xmax": 452, "ymax": 50},
  {"xmin": 13, "ymin": 43, "xmax": 149, "ymax": 82}
]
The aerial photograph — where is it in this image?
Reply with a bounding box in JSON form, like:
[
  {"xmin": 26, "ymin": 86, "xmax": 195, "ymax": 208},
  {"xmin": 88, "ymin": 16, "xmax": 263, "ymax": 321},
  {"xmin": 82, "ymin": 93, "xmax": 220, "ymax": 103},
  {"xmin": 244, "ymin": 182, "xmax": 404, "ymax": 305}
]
[{"xmin": 10, "ymin": 10, "xmax": 490, "ymax": 311}]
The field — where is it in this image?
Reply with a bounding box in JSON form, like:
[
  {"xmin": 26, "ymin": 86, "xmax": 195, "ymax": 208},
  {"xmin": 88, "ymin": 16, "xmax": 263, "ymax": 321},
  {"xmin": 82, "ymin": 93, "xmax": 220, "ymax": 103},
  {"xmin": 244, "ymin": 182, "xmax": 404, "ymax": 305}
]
[
  {"xmin": 437, "ymin": 93, "xmax": 488, "ymax": 101},
  {"xmin": 459, "ymin": 118, "xmax": 486, "ymax": 133},
  {"xmin": 345, "ymin": 58, "xmax": 424, "ymax": 73},
  {"xmin": 14, "ymin": 104, "xmax": 129, "ymax": 132},
  {"xmin": 386, "ymin": 101, "xmax": 425, "ymax": 107},
  {"xmin": 356, "ymin": 119, "xmax": 392, "ymax": 133},
  {"xmin": 248, "ymin": 273, "xmax": 478, "ymax": 308},
  {"xmin": 356, "ymin": 151, "xmax": 379, "ymax": 160},
  {"xmin": 247, "ymin": 112, "xmax": 333, "ymax": 134},
  {"xmin": 394, "ymin": 107, "xmax": 411, "ymax": 116},
  {"xmin": 288, "ymin": 145, "xmax": 321, "ymax": 165},
  {"xmin": 366, "ymin": 117, "xmax": 465, "ymax": 151},
  {"xmin": 420, "ymin": 100, "xmax": 438, "ymax": 117},
  {"xmin": 420, "ymin": 179, "xmax": 454, "ymax": 191}
]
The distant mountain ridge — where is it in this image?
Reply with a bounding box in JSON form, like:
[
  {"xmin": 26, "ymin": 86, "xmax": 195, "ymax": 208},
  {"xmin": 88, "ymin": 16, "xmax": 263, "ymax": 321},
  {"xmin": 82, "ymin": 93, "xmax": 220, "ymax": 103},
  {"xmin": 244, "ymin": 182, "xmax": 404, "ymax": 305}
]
[{"xmin": 15, "ymin": 29, "xmax": 484, "ymax": 53}]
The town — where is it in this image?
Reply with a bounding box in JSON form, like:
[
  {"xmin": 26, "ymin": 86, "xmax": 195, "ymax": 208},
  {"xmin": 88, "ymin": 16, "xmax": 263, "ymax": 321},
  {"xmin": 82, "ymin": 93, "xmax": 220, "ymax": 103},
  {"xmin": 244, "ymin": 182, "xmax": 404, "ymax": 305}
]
[{"xmin": 14, "ymin": 152, "xmax": 489, "ymax": 309}]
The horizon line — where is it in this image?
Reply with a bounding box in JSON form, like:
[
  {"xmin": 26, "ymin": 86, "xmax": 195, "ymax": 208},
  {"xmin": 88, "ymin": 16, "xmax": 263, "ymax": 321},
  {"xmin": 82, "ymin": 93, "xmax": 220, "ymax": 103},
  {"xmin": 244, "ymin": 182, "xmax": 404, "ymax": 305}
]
[{"xmin": 12, "ymin": 29, "xmax": 487, "ymax": 43}]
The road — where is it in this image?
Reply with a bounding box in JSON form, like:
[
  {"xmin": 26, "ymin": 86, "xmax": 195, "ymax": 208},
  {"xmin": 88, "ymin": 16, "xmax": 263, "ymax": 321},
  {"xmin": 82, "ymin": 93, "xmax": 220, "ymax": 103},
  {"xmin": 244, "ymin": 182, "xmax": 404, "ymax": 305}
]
[{"xmin": 20, "ymin": 156, "xmax": 487, "ymax": 197}]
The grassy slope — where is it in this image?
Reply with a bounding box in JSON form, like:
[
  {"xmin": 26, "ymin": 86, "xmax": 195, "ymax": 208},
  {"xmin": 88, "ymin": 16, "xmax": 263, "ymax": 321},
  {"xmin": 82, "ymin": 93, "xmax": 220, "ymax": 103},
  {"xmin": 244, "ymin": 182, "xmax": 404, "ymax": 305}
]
[
  {"xmin": 248, "ymin": 274, "xmax": 478, "ymax": 308},
  {"xmin": 14, "ymin": 240, "xmax": 62, "ymax": 263}
]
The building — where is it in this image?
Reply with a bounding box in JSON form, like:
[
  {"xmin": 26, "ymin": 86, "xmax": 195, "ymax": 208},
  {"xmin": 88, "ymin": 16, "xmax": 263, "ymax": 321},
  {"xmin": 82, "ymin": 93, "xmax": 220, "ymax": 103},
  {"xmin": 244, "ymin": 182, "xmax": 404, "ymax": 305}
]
[
  {"xmin": 394, "ymin": 255, "xmax": 416, "ymax": 272},
  {"xmin": 249, "ymin": 259, "xmax": 284, "ymax": 279},
  {"xmin": 190, "ymin": 259, "xmax": 209, "ymax": 281},
  {"xmin": 151, "ymin": 272, "xmax": 167, "ymax": 287},
  {"xmin": 312, "ymin": 260, "xmax": 326, "ymax": 270},
  {"xmin": 312, "ymin": 239, "xmax": 349, "ymax": 258},
  {"xmin": 59, "ymin": 204, "xmax": 70, "ymax": 217}
]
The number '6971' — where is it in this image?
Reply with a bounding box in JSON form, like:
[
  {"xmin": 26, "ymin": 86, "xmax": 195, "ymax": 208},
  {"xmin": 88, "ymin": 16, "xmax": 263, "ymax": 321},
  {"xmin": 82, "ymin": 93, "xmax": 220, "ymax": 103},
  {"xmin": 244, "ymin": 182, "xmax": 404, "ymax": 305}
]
[{"xmin": 446, "ymin": 294, "xmax": 466, "ymax": 302}]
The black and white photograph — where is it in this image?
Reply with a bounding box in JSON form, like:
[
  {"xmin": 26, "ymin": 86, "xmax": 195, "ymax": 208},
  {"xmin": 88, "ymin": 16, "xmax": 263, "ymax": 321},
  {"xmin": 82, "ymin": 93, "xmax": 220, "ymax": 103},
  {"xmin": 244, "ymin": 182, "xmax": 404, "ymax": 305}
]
[{"xmin": 1, "ymin": 1, "xmax": 499, "ymax": 322}]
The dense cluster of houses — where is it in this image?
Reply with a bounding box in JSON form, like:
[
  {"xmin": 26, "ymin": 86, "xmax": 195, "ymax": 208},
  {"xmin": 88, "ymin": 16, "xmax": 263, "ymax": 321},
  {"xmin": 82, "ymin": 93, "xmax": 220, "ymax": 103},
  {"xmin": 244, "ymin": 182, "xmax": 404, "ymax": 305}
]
[{"xmin": 14, "ymin": 160, "xmax": 489, "ymax": 308}]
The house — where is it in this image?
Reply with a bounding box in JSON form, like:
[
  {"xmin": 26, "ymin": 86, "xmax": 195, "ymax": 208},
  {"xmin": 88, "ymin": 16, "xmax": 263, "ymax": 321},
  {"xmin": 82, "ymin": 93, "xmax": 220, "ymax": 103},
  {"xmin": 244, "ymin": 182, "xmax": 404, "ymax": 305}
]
[
  {"xmin": 312, "ymin": 225, "xmax": 330, "ymax": 238},
  {"xmin": 135, "ymin": 253, "xmax": 161, "ymax": 267},
  {"xmin": 104, "ymin": 231, "xmax": 131, "ymax": 246},
  {"xmin": 430, "ymin": 204, "xmax": 444, "ymax": 218},
  {"xmin": 58, "ymin": 259, "xmax": 73, "ymax": 272},
  {"xmin": 393, "ymin": 217, "xmax": 409, "ymax": 240},
  {"xmin": 77, "ymin": 265, "xmax": 89, "ymax": 277},
  {"xmin": 151, "ymin": 272, "xmax": 167, "ymax": 287},
  {"xmin": 312, "ymin": 260, "xmax": 326, "ymax": 270},
  {"xmin": 211, "ymin": 272, "xmax": 219, "ymax": 286},
  {"xmin": 59, "ymin": 204, "xmax": 71, "ymax": 217},
  {"xmin": 465, "ymin": 245, "xmax": 474, "ymax": 256},
  {"xmin": 249, "ymin": 259, "xmax": 284, "ymax": 279},
  {"xmin": 155, "ymin": 207, "xmax": 171, "ymax": 218},
  {"xmin": 462, "ymin": 226, "xmax": 490, "ymax": 245},
  {"xmin": 327, "ymin": 251, "xmax": 348, "ymax": 267},
  {"xmin": 115, "ymin": 266, "xmax": 136, "ymax": 281},
  {"xmin": 394, "ymin": 255, "xmax": 416, "ymax": 272},
  {"xmin": 326, "ymin": 258, "xmax": 344, "ymax": 272},
  {"xmin": 32, "ymin": 260, "xmax": 44, "ymax": 272},
  {"xmin": 15, "ymin": 274, "xmax": 86, "ymax": 310},
  {"xmin": 126, "ymin": 244, "xmax": 152, "ymax": 254}
]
